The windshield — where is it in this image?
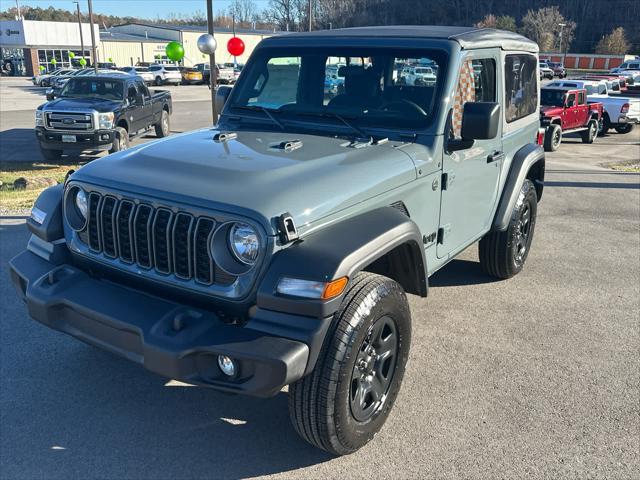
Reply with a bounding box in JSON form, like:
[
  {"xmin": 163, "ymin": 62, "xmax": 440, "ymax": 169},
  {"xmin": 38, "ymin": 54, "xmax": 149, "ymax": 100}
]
[
  {"xmin": 61, "ymin": 78, "xmax": 124, "ymax": 100},
  {"xmin": 135, "ymin": 67, "xmax": 150, "ymax": 72},
  {"xmin": 228, "ymin": 47, "xmax": 447, "ymax": 130},
  {"xmin": 540, "ymin": 89, "xmax": 566, "ymax": 107}
]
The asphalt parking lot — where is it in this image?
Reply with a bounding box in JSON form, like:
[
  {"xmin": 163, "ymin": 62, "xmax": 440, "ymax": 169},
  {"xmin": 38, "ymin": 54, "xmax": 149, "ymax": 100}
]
[{"xmin": 1, "ymin": 77, "xmax": 639, "ymax": 479}]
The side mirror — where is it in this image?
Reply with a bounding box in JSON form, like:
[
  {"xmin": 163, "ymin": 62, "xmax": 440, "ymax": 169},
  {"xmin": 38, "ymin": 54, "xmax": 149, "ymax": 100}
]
[
  {"xmin": 46, "ymin": 89, "xmax": 55, "ymax": 101},
  {"xmin": 449, "ymin": 102, "xmax": 501, "ymax": 152},
  {"xmin": 215, "ymin": 85, "xmax": 233, "ymax": 115}
]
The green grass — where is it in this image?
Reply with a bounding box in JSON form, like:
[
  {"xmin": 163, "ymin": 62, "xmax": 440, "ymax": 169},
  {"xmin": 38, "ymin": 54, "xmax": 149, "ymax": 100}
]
[{"xmin": 0, "ymin": 161, "xmax": 85, "ymax": 211}]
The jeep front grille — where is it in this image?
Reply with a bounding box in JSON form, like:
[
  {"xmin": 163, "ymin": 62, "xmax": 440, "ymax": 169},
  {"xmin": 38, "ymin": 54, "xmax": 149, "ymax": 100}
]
[
  {"xmin": 81, "ymin": 192, "xmax": 235, "ymax": 286},
  {"xmin": 45, "ymin": 111, "xmax": 94, "ymax": 131}
]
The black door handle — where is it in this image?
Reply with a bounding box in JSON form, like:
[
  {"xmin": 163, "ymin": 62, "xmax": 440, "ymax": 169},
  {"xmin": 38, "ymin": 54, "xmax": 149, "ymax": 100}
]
[{"xmin": 487, "ymin": 151, "xmax": 505, "ymax": 163}]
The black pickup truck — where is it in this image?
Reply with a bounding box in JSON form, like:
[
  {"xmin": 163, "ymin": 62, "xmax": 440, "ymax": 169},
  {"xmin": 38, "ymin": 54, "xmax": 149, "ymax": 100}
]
[{"xmin": 36, "ymin": 73, "xmax": 172, "ymax": 160}]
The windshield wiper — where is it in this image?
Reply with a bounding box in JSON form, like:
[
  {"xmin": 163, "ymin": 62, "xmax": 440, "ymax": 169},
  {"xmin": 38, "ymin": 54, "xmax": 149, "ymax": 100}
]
[
  {"xmin": 232, "ymin": 105, "xmax": 285, "ymax": 130},
  {"xmin": 297, "ymin": 110, "xmax": 371, "ymax": 142}
]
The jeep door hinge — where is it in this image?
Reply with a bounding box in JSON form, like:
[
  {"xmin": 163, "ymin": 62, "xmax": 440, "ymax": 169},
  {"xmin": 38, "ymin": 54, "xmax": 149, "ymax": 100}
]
[
  {"xmin": 437, "ymin": 225, "xmax": 451, "ymax": 244},
  {"xmin": 441, "ymin": 172, "xmax": 455, "ymax": 190}
]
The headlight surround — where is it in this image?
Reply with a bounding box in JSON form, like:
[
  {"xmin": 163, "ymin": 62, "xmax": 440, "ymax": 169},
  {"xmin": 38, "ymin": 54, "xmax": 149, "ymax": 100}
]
[
  {"xmin": 98, "ymin": 112, "xmax": 115, "ymax": 130},
  {"xmin": 64, "ymin": 185, "xmax": 88, "ymax": 231},
  {"xmin": 35, "ymin": 110, "xmax": 44, "ymax": 127},
  {"xmin": 228, "ymin": 223, "xmax": 260, "ymax": 265}
]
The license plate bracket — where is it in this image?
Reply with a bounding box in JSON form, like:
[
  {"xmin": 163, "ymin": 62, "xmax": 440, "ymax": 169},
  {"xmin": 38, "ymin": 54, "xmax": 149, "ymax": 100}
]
[{"xmin": 62, "ymin": 134, "xmax": 77, "ymax": 143}]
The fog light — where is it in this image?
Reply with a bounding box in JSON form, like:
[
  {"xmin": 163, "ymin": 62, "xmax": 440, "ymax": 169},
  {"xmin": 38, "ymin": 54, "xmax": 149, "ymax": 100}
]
[
  {"xmin": 217, "ymin": 355, "xmax": 236, "ymax": 376},
  {"xmin": 101, "ymin": 134, "xmax": 110, "ymax": 140}
]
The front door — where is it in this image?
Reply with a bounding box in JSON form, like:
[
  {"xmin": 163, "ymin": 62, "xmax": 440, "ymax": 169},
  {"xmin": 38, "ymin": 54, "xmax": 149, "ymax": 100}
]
[{"xmin": 437, "ymin": 54, "xmax": 503, "ymax": 259}]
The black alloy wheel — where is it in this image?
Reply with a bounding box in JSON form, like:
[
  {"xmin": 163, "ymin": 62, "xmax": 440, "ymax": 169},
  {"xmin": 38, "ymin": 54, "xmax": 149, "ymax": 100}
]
[{"xmin": 349, "ymin": 316, "xmax": 398, "ymax": 422}]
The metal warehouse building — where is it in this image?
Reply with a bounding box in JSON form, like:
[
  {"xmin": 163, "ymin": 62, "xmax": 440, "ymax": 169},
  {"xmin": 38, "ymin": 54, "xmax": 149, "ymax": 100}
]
[{"xmin": 0, "ymin": 19, "xmax": 276, "ymax": 76}]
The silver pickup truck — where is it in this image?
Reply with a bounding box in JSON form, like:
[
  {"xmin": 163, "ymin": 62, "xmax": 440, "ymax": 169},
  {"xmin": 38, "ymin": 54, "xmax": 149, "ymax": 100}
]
[{"xmin": 12, "ymin": 26, "xmax": 545, "ymax": 455}]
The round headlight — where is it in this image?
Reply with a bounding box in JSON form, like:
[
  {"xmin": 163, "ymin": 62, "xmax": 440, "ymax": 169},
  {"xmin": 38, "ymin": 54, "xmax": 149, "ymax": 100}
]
[
  {"xmin": 228, "ymin": 223, "xmax": 260, "ymax": 265},
  {"xmin": 75, "ymin": 188, "xmax": 88, "ymax": 220},
  {"xmin": 65, "ymin": 186, "xmax": 88, "ymax": 231}
]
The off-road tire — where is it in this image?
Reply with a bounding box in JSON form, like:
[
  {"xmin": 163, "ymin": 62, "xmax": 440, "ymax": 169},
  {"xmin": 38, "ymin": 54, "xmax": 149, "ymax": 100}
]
[
  {"xmin": 289, "ymin": 272, "xmax": 411, "ymax": 456},
  {"xmin": 155, "ymin": 76, "xmax": 163, "ymax": 86},
  {"xmin": 39, "ymin": 146, "xmax": 62, "ymax": 161},
  {"xmin": 598, "ymin": 113, "xmax": 610, "ymax": 137},
  {"xmin": 109, "ymin": 127, "xmax": 129, "ymax": 154},
  {"xmin": 479, "ymin": 179, "xmax": 538, "ymax": 279},
  {"xmin": 154, "ymin": 110, "xmax": 170, "ymax": 137},
  {"xmin": 615, "ymin": 124, "xmax": 634, "ymax": 134},
  {"xmin": 581, "ymin": 119, "xmax": 598, "ymax": 144},
  {"xmin": 544, "ymin": 124, "xmax": 562, "ymax": 152}
]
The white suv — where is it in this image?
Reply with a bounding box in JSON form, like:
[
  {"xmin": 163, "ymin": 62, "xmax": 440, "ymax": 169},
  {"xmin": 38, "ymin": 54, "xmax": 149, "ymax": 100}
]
[
  {"xmin": 148, "ymin": 65, "xmax": 182, "ymax": 86},
  {"xmin": 400, "ymin": 66, "xmax": 437, "ymax": 86}
]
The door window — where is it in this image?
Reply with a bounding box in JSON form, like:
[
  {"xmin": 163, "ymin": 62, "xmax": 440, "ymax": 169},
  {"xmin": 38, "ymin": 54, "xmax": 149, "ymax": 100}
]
[
  {"xmin": 578, "ymin": 91, "xmax": 585, "ymax": 105},
  {"xmin": 127, "ymin": 85, "xmax": 137, "ymax": 104},
  {"xmin": 504, "ymin": 54, "xmax": 538, "ymax": 123},
  {"xmin": 452, "ymin": 58, "xmax": 496, "ymax": 138},
  {"xmin": 566, "ymin": 93, "xmax": 576, "ymax": 107}
]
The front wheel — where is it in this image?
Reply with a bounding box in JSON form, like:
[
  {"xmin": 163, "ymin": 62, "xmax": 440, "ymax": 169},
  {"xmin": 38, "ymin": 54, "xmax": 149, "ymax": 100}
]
[
  {"xmin": 544, "ymin": 124, "xmax": 562, "ymax": 152},
  {"xmin": 154, "ymin": 110, "xmax": 170, "ymax": 137},
  {"xmin": 289, "ymin": 272, "xmax": 411, "ymax": 455},
  {"xmin": 154, "ymin": 76, "xmax": 163, "ymax": 86},
  {"xmin": 581, "ymin": 119, "xmax": 598, "ymax": 144},
  {"xmin": 615, "ymin": 124, "xmax": 634, "ymax": 134},
  {"xmin": 479, "ymin": 179, "xmax": 538, "ymax": 279},
  {"xmin": 109, "ymin": 127, "xmax": 129, "ymax": 154}
]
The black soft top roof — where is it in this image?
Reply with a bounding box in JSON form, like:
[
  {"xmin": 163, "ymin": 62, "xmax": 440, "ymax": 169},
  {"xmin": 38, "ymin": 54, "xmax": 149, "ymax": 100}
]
[{"xmin": 263, "ymin": 26, "xmax": 538, "ymax": 53}]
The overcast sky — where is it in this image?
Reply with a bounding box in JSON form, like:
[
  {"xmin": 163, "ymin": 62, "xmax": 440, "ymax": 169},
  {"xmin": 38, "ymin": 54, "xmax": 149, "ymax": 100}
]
[{"xmin": 14, "ymin": 0, "xmax": 271, "ymax": 19}]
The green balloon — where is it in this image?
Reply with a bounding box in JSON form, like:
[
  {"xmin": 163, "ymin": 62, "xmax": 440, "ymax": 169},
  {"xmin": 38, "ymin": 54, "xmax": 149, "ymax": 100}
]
[
  {"xmin": 50, "ymin": 59, "xmax": 57, "ymax": 65},
  {"xmin": 69, "ymin": 52, "xmax": 75, "ymax": 58},
  {"xmin": 108, "ymin": 57, "xmax": 114, "ymax": 63},
  {"xmin": 79, "ymin": 58, "xmax": 87, "ymax": 67},
  {"xmin": 165, "ymin": 41, "xmax": 185, "ymax": 62},
  {"xmin": 39, "ymin": 65, "xmax": 46, "ymax": 71}
]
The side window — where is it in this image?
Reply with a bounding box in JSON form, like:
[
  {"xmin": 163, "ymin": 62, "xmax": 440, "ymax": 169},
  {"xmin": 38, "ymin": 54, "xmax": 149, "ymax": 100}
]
[
  {"xmin": 136, "ymin": 81, "xmax": 150, "ymax": 98},
  {"xmin": 578, "ymin": 91, "xmax": 585, "ymax": 105},
  {"xmin": 566, "ymin": 93, "xmax": 576, "ymax": 107},
  {"xmin": 452, "ymin": 58, "xmax": 496, "ymax": 138},
  {"xmin": 127, "ymin": 85, "xmax": 137, "ymax": 104},
  {"xmin": 504, "ymin": 54, "xmax": 538, "ymax": 123}
]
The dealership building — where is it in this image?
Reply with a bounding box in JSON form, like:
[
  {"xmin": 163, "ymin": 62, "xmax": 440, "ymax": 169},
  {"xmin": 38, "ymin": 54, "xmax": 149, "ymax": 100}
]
[{"xmin": 0, "ymin": 19, "xmax": 276, "ymax": 76}]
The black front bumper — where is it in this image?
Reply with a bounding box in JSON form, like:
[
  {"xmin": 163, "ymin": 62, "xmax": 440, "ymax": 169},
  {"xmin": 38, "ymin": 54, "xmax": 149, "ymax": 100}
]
[
  {"xmin": 36, "ymin": 126, "xmax": 115, "ymax": 151},
  {"xmin": 9, "ymin": 249, "xmax": 311, "ymax": 397}
]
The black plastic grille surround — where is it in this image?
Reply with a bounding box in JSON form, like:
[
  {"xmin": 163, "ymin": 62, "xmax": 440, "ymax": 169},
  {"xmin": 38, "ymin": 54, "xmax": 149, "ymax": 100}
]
[{"xmin": 78, "ymin": 191, "xmax": 236, "ymax": 286}]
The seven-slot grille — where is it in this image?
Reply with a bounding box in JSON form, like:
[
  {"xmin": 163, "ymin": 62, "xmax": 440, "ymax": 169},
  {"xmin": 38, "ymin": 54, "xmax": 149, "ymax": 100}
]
[
  {"xmin": 45, "ymin": 111, "xmax": 93, "ymax": 131},
  {"xmin": 82, "ymin": 192, "xmax": 233, "ymax": 285}
]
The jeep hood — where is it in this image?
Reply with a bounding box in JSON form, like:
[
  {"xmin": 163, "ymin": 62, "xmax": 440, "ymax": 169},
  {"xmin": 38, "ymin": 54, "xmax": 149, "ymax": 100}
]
[
  {"xmin": 540, "ymin": 105, "xmax": 564, "ymax": 117},
  {"xmin": 73, "ymin": 129, "xmax": 418, "ymax": 235}
]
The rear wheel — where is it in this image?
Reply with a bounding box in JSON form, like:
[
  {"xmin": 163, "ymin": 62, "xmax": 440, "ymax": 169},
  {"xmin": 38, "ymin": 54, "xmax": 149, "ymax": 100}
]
[
  {"xmin": 544, "ymin": 124, "xmax": 562, "ymax": 152},
  {"xmin": 154, "ymin": 110, "xmax": 170, "ymax": 137},
  {"xmin": 581, "ymin": 119, "xmax": 598, "ymax": 144},
  {"xmin": 289, "ymin": 272, "xmax": 411, "ymax": 456},
  {"xmin": 109, "ymin": 127, "xmax": 129, "ymax": 154},
  {"xmin": 615, "ymin": 124, "xmax": 634, "ymax": 134},
  {"xmin": 598, "ymin": 113, "xmax": 610, "ymax": 137},
  {"xmin": 39, "ymin": 145, "xmax": 62, "ymax": 161},
  {"xmin": 155, "ymin": 76, "xmax": 163, "ymax": 86},
  {"xmin": 479, "ymin": 179, "xmax": 538, "ymax": 279}
]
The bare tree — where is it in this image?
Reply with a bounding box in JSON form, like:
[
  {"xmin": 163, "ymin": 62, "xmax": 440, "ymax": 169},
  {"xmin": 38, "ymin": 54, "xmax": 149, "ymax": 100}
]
[
  {"xmin": 228, "ymin": 0, "xmax": 257, "ymax": 25},
  {"xmin": 595, "ymin": 27, "xmax": 630, "ymax": 54},
  {"xmin": 475, "ymin": 14, "xmax": 517, "ymax": 31},
  {"xmin": 521, "ymin": 6, "xmax": 576, "ymax": 52}
]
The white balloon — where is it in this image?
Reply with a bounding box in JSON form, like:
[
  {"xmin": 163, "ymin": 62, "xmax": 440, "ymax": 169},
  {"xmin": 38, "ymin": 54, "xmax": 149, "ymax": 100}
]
[{"xmin": 197, "ymin": 34, "xmax": 217, "ymax": 55}]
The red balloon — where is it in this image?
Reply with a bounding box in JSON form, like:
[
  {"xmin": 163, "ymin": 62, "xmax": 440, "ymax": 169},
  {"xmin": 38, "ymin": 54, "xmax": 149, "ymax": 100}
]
[{"xmin": 227, "ymin": 37, "xmax": 245, "ymax": 57}]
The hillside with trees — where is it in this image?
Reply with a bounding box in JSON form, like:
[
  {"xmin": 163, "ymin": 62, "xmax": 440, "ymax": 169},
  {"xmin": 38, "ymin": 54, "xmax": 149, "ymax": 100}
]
[{"xmin": 1, "ymin": 0, "xmax": 638, "ymax": 54}]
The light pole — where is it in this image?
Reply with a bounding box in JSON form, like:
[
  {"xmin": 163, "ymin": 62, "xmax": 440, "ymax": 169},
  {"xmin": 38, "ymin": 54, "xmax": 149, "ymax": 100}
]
[
  {"xmin": 73, "ymin": 1, "xmax": 85, "ymax": 66},
  {"xmin": 558, "ymin": 23, "xmax": 566, "ymax": 65},
  {"xmin": 308, "ymin": 0, "xmax": 312, "ymax": 31},
  {"xmin": 206, "ymin": 0, "xmax": 218, "ymax": 122},
  {"xmin": 87, "ymin": 0, "xmax": 98, "ymax": 73}
]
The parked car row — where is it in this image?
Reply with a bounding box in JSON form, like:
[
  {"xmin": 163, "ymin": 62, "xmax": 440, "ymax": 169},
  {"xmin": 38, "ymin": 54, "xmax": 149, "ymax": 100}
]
[{"xmin": 539, "ymin": 70, "xmax": 639, "ymax": 151}]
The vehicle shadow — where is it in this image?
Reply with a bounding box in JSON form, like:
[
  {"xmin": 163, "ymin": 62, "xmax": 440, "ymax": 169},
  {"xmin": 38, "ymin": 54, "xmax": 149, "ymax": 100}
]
[
  {"xmin": 429, "ymin": 259, "xmax": 500, "ymax": 287},
  {"xmin": 543, "ymin": 180, "xmax": 639, "ymax": 189},
  {"xmin": 0, "ymin": 221, "xmax": 334, "ymax": 479}
]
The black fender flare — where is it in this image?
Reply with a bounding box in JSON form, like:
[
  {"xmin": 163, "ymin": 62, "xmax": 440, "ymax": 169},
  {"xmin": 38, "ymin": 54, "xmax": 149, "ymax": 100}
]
[
  {"xmin": 256, "ymin": 207, "xmax": 428, "ymax": 318},
  {"xmin": 27, "ymin": 184, "xmax": 64, "ymax": 242},
  {"xmin": 492, "ymin": 143, "xmax": 545, "ymax": 231}
]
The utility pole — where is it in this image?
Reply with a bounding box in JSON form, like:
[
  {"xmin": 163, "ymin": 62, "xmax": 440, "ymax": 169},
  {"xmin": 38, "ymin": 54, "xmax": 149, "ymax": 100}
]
[
  {"xmin": 308, "ymin": 0, "xmax": 312, "ymax": 31},
  {"xmin": 558, "ymin": 23, "xmax": 566, "ymax": 65},
  {"xmin": 74, "ymin": 2, "xmax": 85, "ymax": 65},
  {"xmin": 232, "ymin": 12, "xmax": 236, "ymax": 66},
  {"xmin": 14, "ymin": 0, "xmax": 22, "ymax": 20},
  {"xmin": 206, "ymin": 0, "xmax": 218, "ymax": 122},
  {"xmin": 87, "ymin": 0, "xmax": 98, "ymax": 73}
]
